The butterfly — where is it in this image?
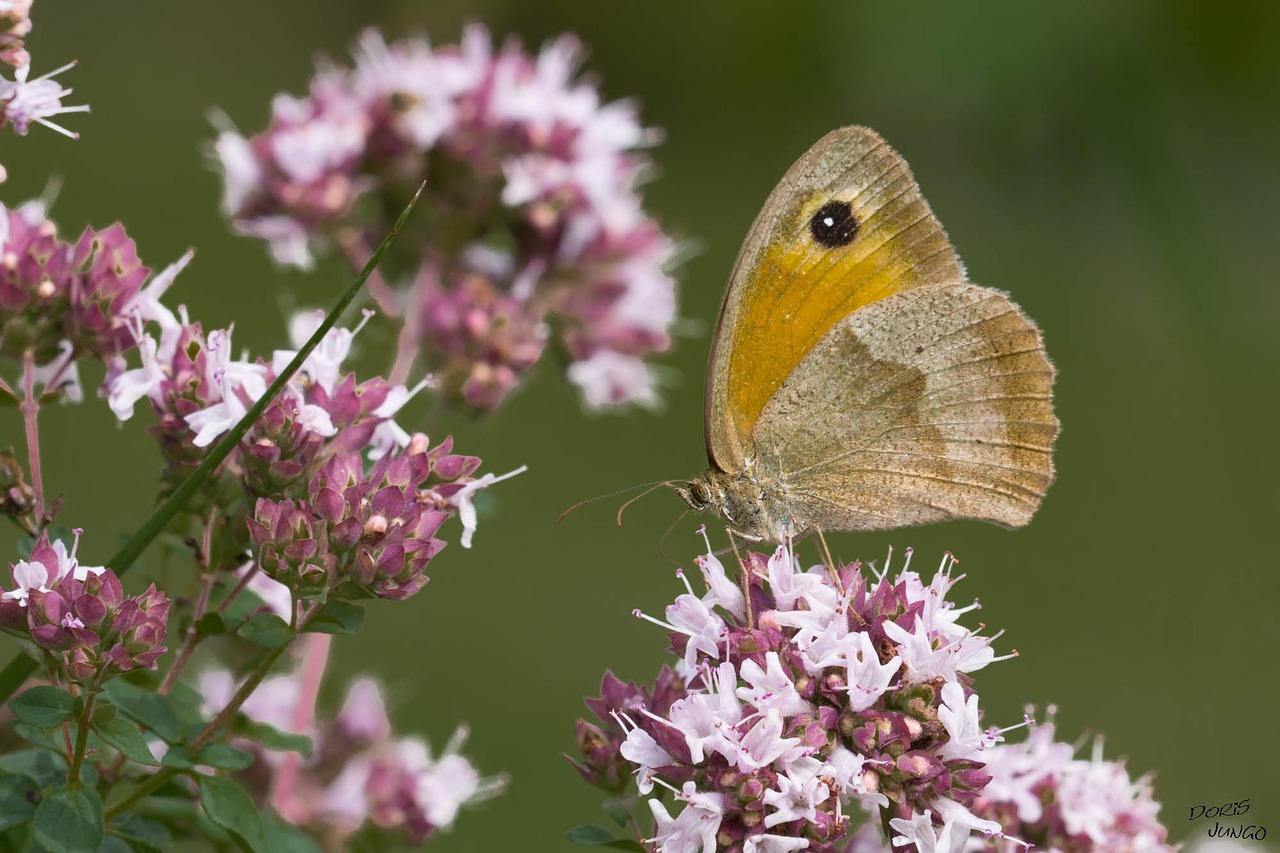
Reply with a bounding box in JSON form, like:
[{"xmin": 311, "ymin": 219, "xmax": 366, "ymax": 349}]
[{"xmin": 673, "ymin": 126, "xmax": 1059, "ymax": 542}]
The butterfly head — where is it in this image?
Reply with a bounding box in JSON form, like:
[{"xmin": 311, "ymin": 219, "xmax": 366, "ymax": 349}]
[{"xmin": 673, "ymin": 469, "xmax": 775, "ymax": 542}]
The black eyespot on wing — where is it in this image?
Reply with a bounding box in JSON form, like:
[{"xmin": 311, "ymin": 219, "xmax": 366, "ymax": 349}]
[{"xmin": 808, "ymin": 200, "xmax": 859, "ymax": 248}]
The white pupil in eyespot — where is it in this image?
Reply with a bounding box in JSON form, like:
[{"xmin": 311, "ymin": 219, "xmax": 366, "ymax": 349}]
[{"xmin": 823, "ymin": 217, "xmax": 834, "ymax": 227}]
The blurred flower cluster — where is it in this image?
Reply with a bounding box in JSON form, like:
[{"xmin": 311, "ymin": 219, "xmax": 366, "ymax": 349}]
[
  {"xmin": 0, "ymin": 199, "xmax": 188, "ymax": 410},
  {"xmin": 966, "ymin": 717, "xmax": 1173, "ymax": 852},
  {"xmin": 0, "ymin": 532, "xmax": 168, "ymax": 686},
  {"xmin": 198, "ymin": 669, "xmax": 505, "ymax": 850},
  {"xmin": 838, "ymin": 715, "xmax": 1177, "ymax": 852},
  {"xmin": 0, "ymin": 0, "xmax": 87, "ymax": 177},
  {"xmin": 214, "ymin": 26, "xmax": 679, "ymax": 412},
  {"xmin": 574, "ymin": 537, "xmax": 1023, "ymax": 853}
]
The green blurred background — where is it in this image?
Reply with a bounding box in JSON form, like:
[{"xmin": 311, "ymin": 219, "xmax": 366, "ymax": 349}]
[{"xmin": 3, "ymin": 1, "xmax": 1278, "ymax": 849}]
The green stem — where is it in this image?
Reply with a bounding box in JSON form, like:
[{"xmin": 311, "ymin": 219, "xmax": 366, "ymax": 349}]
[
  {"xmin": 103, "ymin": 611, "xmax": 307, "ymax": 821},
  {"xmin": 103, "ymin": 765, "xmax": 179, "ymax": 822},
  {"xmin": 67, "ymin": 692, "xmax": 96, "ymax": 785},
  {"xmin": 189, "ymin": 644, "xmax": 289, "ymax": 754},
  {"xmin": 880, "ymin": 803, "xmax": 895, "ymax": 843},
  {"xmin": 0, "ymin": 183, "xmax": 426, "ymax": 706},
  {"xmin": 189, "ymin": 601, "xmax": 311, "ymax": 754}
]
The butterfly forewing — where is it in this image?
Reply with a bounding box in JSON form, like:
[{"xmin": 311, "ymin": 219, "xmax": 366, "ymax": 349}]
[{"xmin": 705, "ymin": 126, "xmax": 964, "ymax": 471}]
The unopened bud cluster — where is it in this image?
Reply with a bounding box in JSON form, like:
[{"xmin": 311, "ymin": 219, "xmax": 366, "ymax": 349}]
[
  {"xmin": 249, "ymin": 433, "xmax": 479, "ymax": 601},
  {"xmin": 0, "ymin": 533, "xmax": 169, "ymax": 686}
]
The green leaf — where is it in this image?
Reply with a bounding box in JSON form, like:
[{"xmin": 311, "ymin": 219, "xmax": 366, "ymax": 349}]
[
  {"xmin": 232, "ymin": 719, "xmax": 312, "ymax": 758},
  {"xmin": 0, "ymin": 183, "xmax": 428, "ymax": 708},
  {"xmin": 567, "ymin": 825, "xmax": 616, "ymax": 845},
  {"xmin": 193, "ymin": 612, "xmax": 229, "ymax": 637},
  {"xmin": 102, "ymin": 681, "xmax": 181, "ymax": 743},
  {"xmin": 93, "ymin": 719, "xmax": 159, "ymax": 767},
  {"xmin": 303, "ymin": 600, "xmax": 365, "ymax": 635},
  {"xmin": 107, "ymin": 813, "xmax": 171, "ymax": 853},
  {"xmin": 98, "ymin": 836, "xmax": 132, "ymax": 853},
  {"xmin": 197, "ymin": 775, "xmax": 266, "ymax": 853},
  {"xmin": 164, "ymin": 682, "xmax": 209, "ymax": 733},
  {"xmin": 32, "ymin": 784, "xmax": 105, "ymax": 853},
  {"xmin": 11, "ymin": 721, "xmax": 67, "ymax": 753},
  {"xmin": 263, "ymin": 818, "xmax": 322, "ymax": 853},
  {"xmin": 0, "ymin": 773, "xmax": 38, "ymax": 831},
  {"xmin": 209, "ymin": 578, "xmax": 260, "ymax": 618},
  {"xmin": 159, "ymin": 750, "xmax": 193, "ymax": 771},
  {"xmin": 236, "ymin": 613, "xmax": 294, "ymax": 649},
  {"xmin": 602, "ymin": 795, "xmax": 636, "ymax": 828},
  {"xmin": 9, "ymin": 687, "xmax": 75, "ymax": 728},
  {"xmin": 0, "ymin": 749, "xmax": 64, "ymax": 787},
  {"xmin": 91, "ymin": 700, "xmax": 117, "ymax": 728},
  {"xmin": 565, "ymin": 824, "xmax": 645, "ymax": 850},
  {"xmin": 192, "ymin": 743, "xmax": 254, "ymax": 772}
]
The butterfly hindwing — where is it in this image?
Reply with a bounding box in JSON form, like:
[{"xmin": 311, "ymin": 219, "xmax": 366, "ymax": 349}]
[{"xmin": 751, "ymin": 281, "xmax": 1058, "ymax": 531}]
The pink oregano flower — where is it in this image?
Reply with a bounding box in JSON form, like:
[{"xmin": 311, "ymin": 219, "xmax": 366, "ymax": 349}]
[
  {"xmin": 574, "ymin": 535, "xmax": 1028, "ymax": 852},
  {"xmin": 197, "ymin": 667, "xmax": 505, "ymax": 845}
]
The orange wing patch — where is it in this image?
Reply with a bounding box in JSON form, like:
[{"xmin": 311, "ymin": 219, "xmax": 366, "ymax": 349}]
[{"xmin": 718, "ymin": 133, "xmax": 964, "ymax": 449}]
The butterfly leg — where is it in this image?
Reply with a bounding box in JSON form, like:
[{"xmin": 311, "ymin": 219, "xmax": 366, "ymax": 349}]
[
  {"xmin": 779, "ymin": 519, "xmax": 843, "ymax": 592},
  {"xmin": 809, "ymin": 524, "xmax": 843, "ymax": 592},
  {"xmin": 655, "ymin": 508, "xmax": 691, "ymax": 567},
  {"xmin": 724, "ymin": 527, "xmax": 755, "ymax": 628}
]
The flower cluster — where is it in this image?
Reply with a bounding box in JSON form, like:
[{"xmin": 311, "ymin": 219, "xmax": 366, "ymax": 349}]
[
  {"xmin": 109, "ymin": 307, "xmax": 407, "ymax": 479},
  {"xmin": 0, "ymin": 0, "xmax": 31, "ymax": 69},
  {"xmin": 107, "ymin": 300, "xmax": 515, "ymax": 600},
  {"xmin": 0, "ymin": 0, "xmax": 87, "ymax": 162},
  {"xmin": 834, "ymin": 715, "xmax": 1176, "ymax": 853},
  {"xmin": 0, "ymin": 531, "xmax": 169, "ymax": 685},
  {"xmin": 0, "ymin": 445, "xmax": 35, "ymax": 518},
  {"xmin": 574, "ymin": 535, "xmax": 1019, "ymax": 853},
  {"xmin": 0, "ymin": 199, "xmax": 188, "ymax": 395},
  {"xmin": 249, "ymin": 432, "xmax": 480, "ymax": 601},
  {"xmin": 214, "ymin": 26, "xmax": 678, "ymax": 412},
  {"xmin": 965, "ymin": 716, "xmax": 1174, "ymax": 852},
  {"xmin": 199, "ymin": 669, "xmax": 505, "ymax": 848}
]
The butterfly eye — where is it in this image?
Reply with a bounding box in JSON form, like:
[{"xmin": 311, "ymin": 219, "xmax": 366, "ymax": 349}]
[
  {"xmin": 808, "ymin": 200, "xmax": 859, "ymax": 248},
  {"xmin": 689, "ymin": 481, "xmax": 712, "ymax": 508}
]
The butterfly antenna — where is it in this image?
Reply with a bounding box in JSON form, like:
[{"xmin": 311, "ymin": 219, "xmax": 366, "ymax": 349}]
[
  {"xmin": 657, "ymin": 508, "xmax": 690, "ymax": 566},
  {"xmin": 557, "ymin": 480, "xmax": 675, "ymax": 524},
  {"xmin": 615, "ymin": 480, "xmax": 678, "ymax": 527}
]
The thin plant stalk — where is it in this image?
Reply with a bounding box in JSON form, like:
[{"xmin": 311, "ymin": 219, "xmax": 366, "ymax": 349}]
[{"xmin": 19, "ymin": 350, "xmax": 44, "ymax": 522}]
